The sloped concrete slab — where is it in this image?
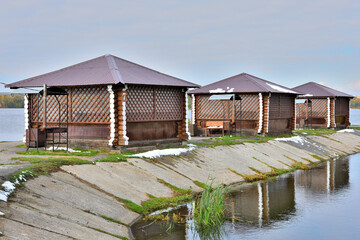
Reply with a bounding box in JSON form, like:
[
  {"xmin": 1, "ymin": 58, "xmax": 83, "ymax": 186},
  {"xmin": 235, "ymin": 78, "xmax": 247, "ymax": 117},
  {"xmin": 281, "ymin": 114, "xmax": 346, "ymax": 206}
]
[
  {"xmin": 126, "ymin": 158, "xmax": 203, "ymax": 192},
  {"xmin": 3, "ymin": 203, "xmax": 121, "ymax": 240},
  {"xmin": 0, "ymin": 218, "xmax": 73, "ymax": 240},
  {"xmin": 24, "ymin": 172, "xmax": 138, "ymax": 225},
  {"xmin": 11, "ymin": 190, "xmax": 130, "ymax": 238}
]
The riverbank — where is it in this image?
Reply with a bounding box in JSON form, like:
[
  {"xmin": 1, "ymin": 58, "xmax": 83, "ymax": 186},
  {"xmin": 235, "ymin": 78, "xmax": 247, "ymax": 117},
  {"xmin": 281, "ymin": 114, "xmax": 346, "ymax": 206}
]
[{"xmin": 0, "ymin": 130, "xmax": 360, "ymax": 239}]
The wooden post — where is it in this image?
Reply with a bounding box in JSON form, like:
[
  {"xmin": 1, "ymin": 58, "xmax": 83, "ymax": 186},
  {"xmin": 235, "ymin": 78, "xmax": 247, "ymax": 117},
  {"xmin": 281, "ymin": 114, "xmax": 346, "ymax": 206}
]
[
  {"xmin": 290, "ymin": 96, "xmax": 296, "ymax": 130},
  {"xmin": 232, "ymin": 94, "xmax": 235, "ymax": 124},
  {"xmin": 262, "ymin": 94, "xmax": 269, "ymax": 135},
  {"xmin": 117, "ymin": 87, "xmax": 129, "ymax": 146},
  {"xmin": 68, "ymin": 88, "xmax": 72, "ymax": 123},
  {"xmin": 43, "ymin": 84, "xmax": 47, "ymax": 129},
  {"xmin": 330, "ymin": 98, "xmax": 336, "ymax": 128}
]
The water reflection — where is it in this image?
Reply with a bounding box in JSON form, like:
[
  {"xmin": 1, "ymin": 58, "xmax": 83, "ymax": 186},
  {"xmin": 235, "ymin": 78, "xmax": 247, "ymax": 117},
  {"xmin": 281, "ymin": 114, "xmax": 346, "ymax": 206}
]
[
  {"xmin": 226, "ymin": 176, "xmax": 295, "ymax": 227},
  {"xmin": 296, "ymin": 158, "xmax": 349, "ymax": 193},
  {"xmin": 131, "ymin": 157, "xmax": 353, "ymax": 240}
]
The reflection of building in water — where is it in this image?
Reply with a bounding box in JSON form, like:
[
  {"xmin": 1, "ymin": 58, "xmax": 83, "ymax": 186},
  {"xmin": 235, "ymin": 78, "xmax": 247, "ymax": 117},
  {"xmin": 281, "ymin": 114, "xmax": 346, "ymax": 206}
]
[
  {"xmin": 295, "ymin": 158, "xmax": 349, "ymax": 193},
  {"xmin": 226, "ymin": 176, "xmax": 295, "ymax": 227}
]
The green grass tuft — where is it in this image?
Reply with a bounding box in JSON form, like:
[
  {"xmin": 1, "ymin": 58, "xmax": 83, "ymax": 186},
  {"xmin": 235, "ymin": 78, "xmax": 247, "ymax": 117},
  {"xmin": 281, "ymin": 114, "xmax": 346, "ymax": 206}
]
[
  {"xmin": 10, "ymin": 157, "xmax": 90, "ymax": 182},
  {"xmin": 142, "ymin": 193, "xmax": 193, "ymax": 214},
  {"xmin": 16, "ymin": 148, "xmax": 99, "ymax": 157},
  {"xmin": 95, "ymin": 153, "xmax": 127, "ymax": 162},
  {"xmin": 311, "ymin": 154, "xmax": 325, "ymax": 161},
  {"xmin": 193, "ymin": 182, "xmax": 227, "ymax": 229},
  {"xmin": 89, "ymin": 227, "xmax": 129, "ymax": 239},
  {"xmin": 193, "ymin": 180, "xmax": 208, "ymax": 189},
  {"xmin": 294, "ymin": 129, "xmax": 338, "ymax": 135},
  {"xmin": 11, "ymin": 157, "xmax": 45, "ymax": 163},
  {"xmin": 116, "ymin": 198, "xmax": 144, "ymax": 214},
  {"xmin": 100, "ymin": 215, "xmax": 128, "ymax": 226},
  {"xmin": 291, "ymin": 162, "xmax": 310, "ymax": 170},
  {"xmin": 157, "ymin": 178, "xmax": 192, "ymax": 195}
]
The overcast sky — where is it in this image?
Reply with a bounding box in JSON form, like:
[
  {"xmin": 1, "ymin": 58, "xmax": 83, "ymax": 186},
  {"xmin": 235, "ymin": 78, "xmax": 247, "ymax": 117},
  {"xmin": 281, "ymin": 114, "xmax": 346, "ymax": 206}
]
[{"xmin": 1, "ymin": 0, "xmax": 360, "ymax": 95}]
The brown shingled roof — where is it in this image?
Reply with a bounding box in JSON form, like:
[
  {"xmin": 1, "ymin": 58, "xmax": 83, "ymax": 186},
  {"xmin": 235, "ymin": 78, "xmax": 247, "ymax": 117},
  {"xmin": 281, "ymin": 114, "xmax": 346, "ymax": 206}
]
[
  {"xmin": 189, "ymin": 73, "xmax": 299, "ymax": 95},
  {"xmin": 6, "ymin": 54, "xmax": 199, "ymax": 89},
  {"xmin": 292, "ymin": 82, "xmax": 353, "ymax": 98}
]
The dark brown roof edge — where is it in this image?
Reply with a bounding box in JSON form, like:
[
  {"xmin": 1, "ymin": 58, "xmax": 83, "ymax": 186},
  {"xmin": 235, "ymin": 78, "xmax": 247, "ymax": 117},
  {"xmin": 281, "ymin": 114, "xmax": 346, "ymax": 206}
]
[{"xmin": 111, "ymin": 55, "xmax": 200, "ymax": 88}]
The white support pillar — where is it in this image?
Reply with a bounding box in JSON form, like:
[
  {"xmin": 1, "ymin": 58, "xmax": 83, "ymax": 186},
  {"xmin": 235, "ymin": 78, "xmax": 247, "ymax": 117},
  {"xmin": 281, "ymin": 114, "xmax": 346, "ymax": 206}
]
[
  {"xmin": 185, "ymin": 90, "xmax": 191, "ymax": 140},
  {"xmin": 327, "ymin": 97, "xmax": 331, "ymax": 128},
  {"xmin": 191, "ymin": 94, "xmax": 195, "ymax": 125},
  {"xmin": 107, "ymin": 85, "xmax": 115, "ymax": 146},
  {"xmin": 23, "ymin": 94, "xmax": 29, "ymax": 143},
  {"xmin": 258, "ymin": 93, "xmax": 263, "ymax": 134},
  {"xmin": 122, "ymin": 85, "xmax": 129, "ymax": 145},
  {"xmin": 294, "ymin": 99, "xmax": 297, "ymax": 130},
  {"xmin": 333, "ymin": 98, "xmax": 336, "ymax": 128},
  {"xmin": 257, "ymin": 183, "xmax": 263, "ymax": 227},
  {"xmin": 266, "ymin": 94, "xmax": 270, "ymax": 133}
]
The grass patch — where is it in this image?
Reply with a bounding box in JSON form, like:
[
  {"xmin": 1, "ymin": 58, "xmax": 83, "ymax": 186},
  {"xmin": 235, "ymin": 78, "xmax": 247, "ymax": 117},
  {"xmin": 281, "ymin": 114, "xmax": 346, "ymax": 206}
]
[
  {"xmin": 116, "ymin": 198, "xmax": 144, "ymax": 214},
  {"xmin": 15, "ymin": 143, "xmax": 26, "ymax": 148},
  {"xmin": 11, "ymin": 157, "xmax": 45, "ymax": 163},
  {"xmin": 142, "ymin": 193, "xmax": 193, "ymax": 215},
  {"xmin": 228, "ymin": 168, "xmax": 244, "ymax": 177},
  {"xmin": 294, "ymin": 129, "xmax": 338, "ymax": 135},
  {"xmin": 16, "ymin": 148, "xmax": 99, "ymax": 157},
  {"xmin": 192, "ymin": 135, "xmax": 282, "ymax": 148},
  {"xmin": 242, "ymin": 173, "xmax": 268, "ymax": 182},
  {"xmin": 291, "ymin": 162, "xmax": 310, "ymax": 170},
  {"xmin": 100, "ymin": 215, "xmax": 128, "ymax": 226},
  {"xmin": 10, "ymin": 157, "xmax": 90, "ymax": 182},
  {"xmin": 193, "ymin": 180, "xmax": 208, "ymax": 189},
  {"xmin": 311, "ymin": 154, "xmax": 325, "ymax": 161},
  {"xmin": 89, "ymin": 227, "xmax": 129, "ymax": 240},
  {"xmin": 349, "ymin": 125, "xmax": 360, "ymax": 130},
  {"xmin": 0, "ymin": 149, "xmax": 5, "ymax": 152},
  {"xmin": 94, "ymin": 153, "xmax": 127, "ymax": 162},
  {"xmin": 302, "ymin": 158, "xmax": 315, "ymax": 164},
  {"xmin": 157, "ymin": 178, "xmax": 192, "ymax": 195},
  {"xmin": 193, "ymin": 182, "xmax": 227, "ymax": 229}
]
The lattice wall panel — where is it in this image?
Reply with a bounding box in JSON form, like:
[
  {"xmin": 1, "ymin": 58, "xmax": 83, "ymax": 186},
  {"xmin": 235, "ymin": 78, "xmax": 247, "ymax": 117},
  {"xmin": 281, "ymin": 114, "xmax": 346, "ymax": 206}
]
[
  {"xmin": 29, "ymin": 86, "xmax": 109, "ymax": 124},
  {"xmin": 155, "ymin": 88, "xmax": 183, "ymax": 120},
  {"xmin": 296, "ymin": 103, "xmax": 306, "ymax": 119},
  {"xmin": 196, "ymin": 94, "xmax": 260, "ymax": 120},
  {"xmin": 126, "ymin": 85, "xmax": 183, "ymax": 122},
  {"xmin": 235, "ymin": 94, "xmax": 260, "ymax": 120},
  {"xmin": 71, "ymin": 86, "xmax": 110, "ymax": 123},
  {"xmin": 311, "ymin": 99, "xmax": 327, "ymax": 118},
  {"xmin": 296, "ymin": 99, "xmax": 327, "ymax": 119}
]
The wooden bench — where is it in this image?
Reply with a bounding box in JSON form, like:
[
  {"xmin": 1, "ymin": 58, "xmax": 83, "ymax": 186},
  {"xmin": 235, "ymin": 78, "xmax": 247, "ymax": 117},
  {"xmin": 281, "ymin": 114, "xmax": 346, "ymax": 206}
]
[{"xmin": 205, "ymin": 121, "xmax": 224, "ymax": 137}]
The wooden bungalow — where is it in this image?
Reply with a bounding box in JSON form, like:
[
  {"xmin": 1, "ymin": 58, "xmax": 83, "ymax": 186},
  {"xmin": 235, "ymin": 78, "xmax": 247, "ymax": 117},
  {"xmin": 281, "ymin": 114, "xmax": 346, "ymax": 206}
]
[
  {"xmin": 292, "ymin": 82, "xmax": 353, "ymax": 129},
  {"xmin": 6, "ymin": 54, "xmax": 199, "ymax": 149},
  {"xmin": 189, "ymin": 73, "xmax": 299, "ymax": 136}
]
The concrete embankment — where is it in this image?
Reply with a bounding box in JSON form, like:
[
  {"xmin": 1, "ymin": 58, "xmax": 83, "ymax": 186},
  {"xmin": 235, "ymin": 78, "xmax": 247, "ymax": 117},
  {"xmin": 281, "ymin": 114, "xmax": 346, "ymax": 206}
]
[{"xmin": 1, "ymin": 131, "xmax": 360, "ymax": 239}]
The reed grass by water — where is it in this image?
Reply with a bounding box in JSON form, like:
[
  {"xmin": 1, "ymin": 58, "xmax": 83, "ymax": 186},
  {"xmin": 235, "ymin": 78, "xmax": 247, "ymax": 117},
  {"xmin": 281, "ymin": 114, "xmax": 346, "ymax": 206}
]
[{"xmin": 193, "ymin": 182, "xmax": 227, "ymax": 228}]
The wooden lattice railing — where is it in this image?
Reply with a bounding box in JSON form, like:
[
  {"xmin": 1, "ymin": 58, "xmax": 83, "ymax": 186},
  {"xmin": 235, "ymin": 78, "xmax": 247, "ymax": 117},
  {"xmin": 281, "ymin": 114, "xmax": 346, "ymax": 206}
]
[
  {"xmin": 126, "ymin": 85, "xmax": 184, "ymax": 122},
  {"xmin": 29, "ymin": 86, "xmax": 110, "ymax": 124},
  {"xmin": 296, "ymin": 99, "xmax": 327, "ymax": 119},
  {"xmin": 195, "ymin": 94, "xmax": 260, "ymax": 120}
]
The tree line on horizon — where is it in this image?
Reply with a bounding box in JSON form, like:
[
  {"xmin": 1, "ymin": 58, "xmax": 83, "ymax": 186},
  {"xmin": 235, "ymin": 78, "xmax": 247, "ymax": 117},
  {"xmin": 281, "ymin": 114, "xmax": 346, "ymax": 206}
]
[
  {"xmin": 350, "ymin": 97, "xmax": 360, "ymax": 109},
  {"xmin": 0, "ymin": 94, "xmax": 24, "ymax": 108}
]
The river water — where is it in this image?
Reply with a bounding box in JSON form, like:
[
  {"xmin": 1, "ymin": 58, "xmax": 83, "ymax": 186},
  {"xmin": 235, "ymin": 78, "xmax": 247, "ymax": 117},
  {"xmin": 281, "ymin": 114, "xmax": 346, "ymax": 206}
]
[
  {"xmin": 1, "ymin": 108, "xmax": 360, "ymax": 142},
  {"xmin": 132, "ymin": 154, "xmax": 360, "ymax": 240},
  {"xmin": 0, "ymin": 108, "xmax": 25, "ymax": 141}
]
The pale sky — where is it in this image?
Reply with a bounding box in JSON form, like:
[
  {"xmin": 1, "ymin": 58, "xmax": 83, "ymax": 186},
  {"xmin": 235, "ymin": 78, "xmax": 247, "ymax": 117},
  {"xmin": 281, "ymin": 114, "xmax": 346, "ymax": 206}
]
[{"xmin": 1, "ymin": 0, "xmax": 360, "ymax": 95}]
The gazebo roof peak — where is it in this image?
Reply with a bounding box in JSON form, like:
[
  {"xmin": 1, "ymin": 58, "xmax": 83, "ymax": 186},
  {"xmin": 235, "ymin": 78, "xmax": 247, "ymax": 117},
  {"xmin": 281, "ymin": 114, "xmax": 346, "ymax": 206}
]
[
  {"xmin": 189, "ymin": 73, "xmax": 299, "ymax": 95},
  {"xmin": 292, "ymin": 82, "xmax": 353, "ymax": 98},
  {"xmin": 6, "ymin": 54, "xmax": 199, "ymax": 89}
]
